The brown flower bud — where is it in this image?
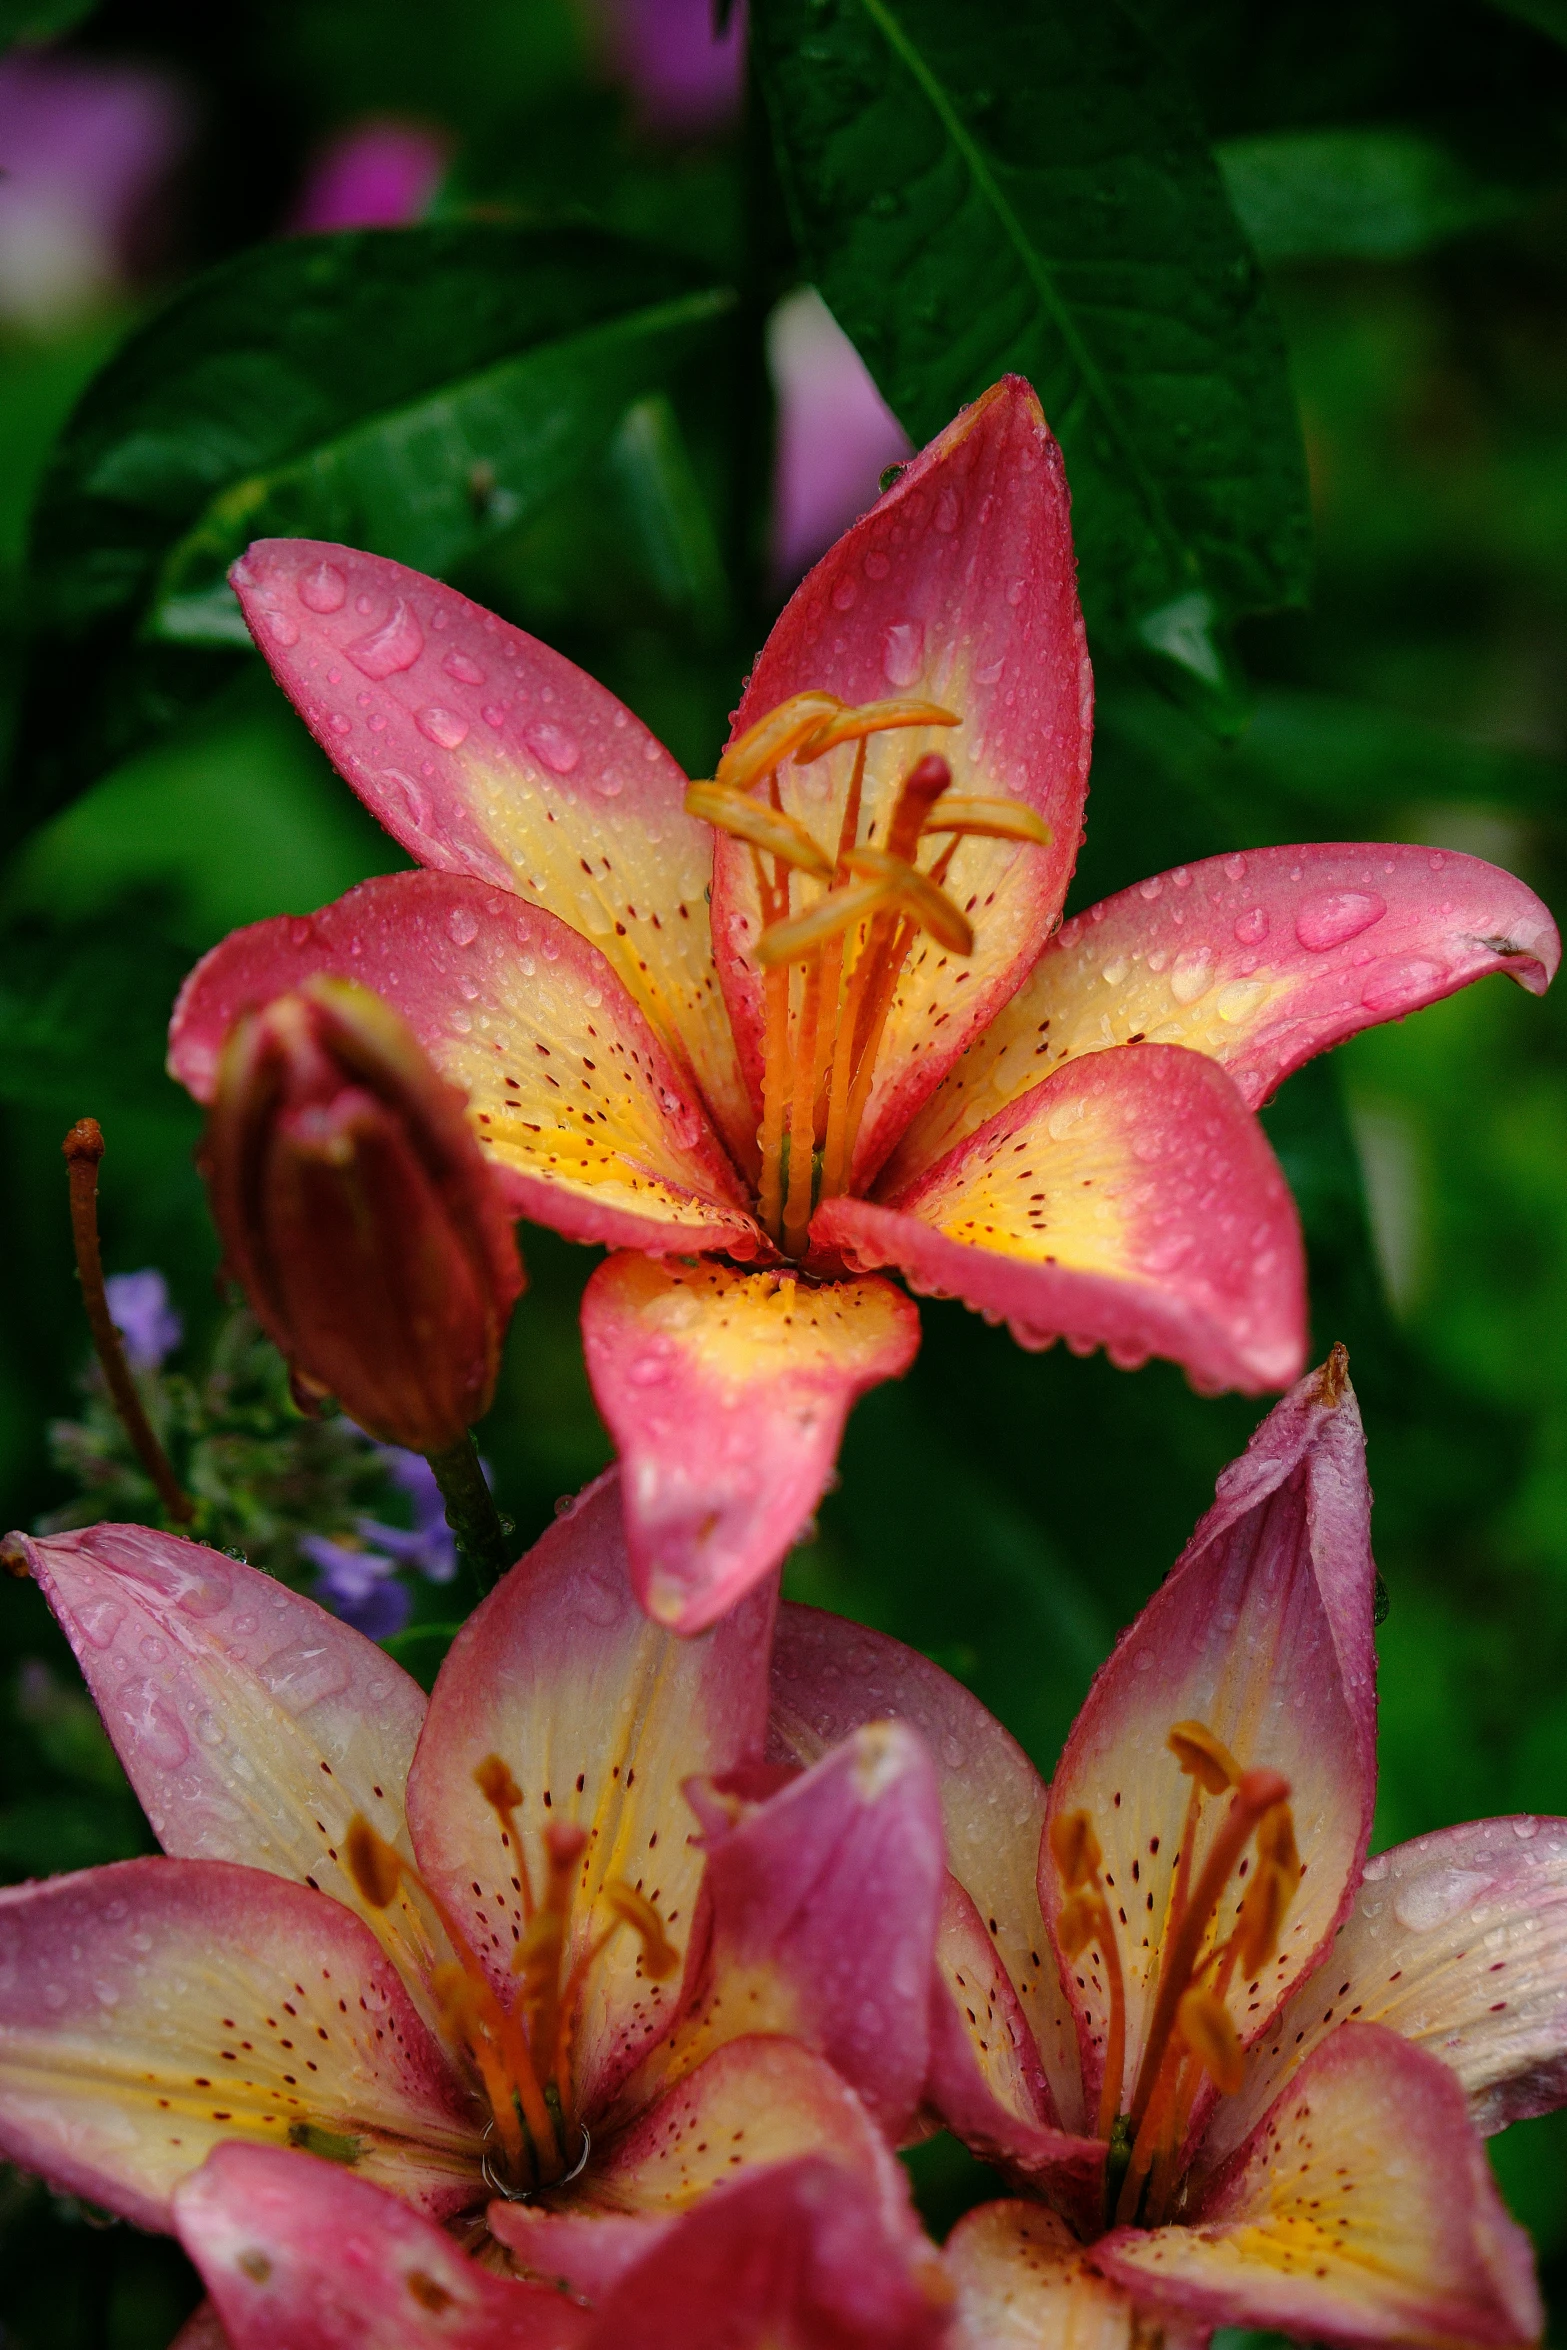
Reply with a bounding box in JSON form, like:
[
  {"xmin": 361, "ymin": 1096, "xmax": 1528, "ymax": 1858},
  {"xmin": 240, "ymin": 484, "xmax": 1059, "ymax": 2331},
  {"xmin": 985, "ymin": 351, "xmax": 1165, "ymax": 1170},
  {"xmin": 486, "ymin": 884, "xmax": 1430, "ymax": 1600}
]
[{"xmin": 200, "ymin": 977, "xmax": 524, "ymax": 1453}]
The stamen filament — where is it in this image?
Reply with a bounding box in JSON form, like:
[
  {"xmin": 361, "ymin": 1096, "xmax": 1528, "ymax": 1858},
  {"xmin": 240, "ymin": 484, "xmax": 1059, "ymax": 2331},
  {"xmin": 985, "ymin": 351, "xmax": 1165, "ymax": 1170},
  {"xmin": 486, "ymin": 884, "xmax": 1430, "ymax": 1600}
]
[{"xmin": 782, "ymin": 951, "xmax": 823, "ymax": 1259}]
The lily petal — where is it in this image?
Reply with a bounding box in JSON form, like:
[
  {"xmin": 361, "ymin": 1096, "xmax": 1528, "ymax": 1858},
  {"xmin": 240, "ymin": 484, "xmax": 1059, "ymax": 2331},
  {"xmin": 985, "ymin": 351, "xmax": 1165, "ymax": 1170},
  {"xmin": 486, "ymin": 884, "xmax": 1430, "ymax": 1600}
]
[
  {"xmin": 1208, "ymin": 1814, "xmax": 1567, "ymax": 2165},
  {"xmin": 405, "ymin": 1470, "xmax": 773, "ymax": 2119},
  {"xmin": 1042, "ymin": 1356, "xmax": 1377, "ymax": 2122},
  {"xmin": 574, "ymin": 2034, "xmax": 909, "ymax": 2221},
  {"xmin": 664, "ymin": 1721, "xmax": 944, "ymax": 2137},
  {"xmin": 0, "ymin": 1858, "xmax": 476, "ymax": 2230},
  {"xmin": 581, "ymin": 1256, "xmax": 919, "ymax": 1632},
  {"xmin": 890, "ymin": 844, "xmax": 1561, "ymax": 1184},
  {"xmin": 576, "ymin": 2155, "xmax": 950, "ymax": 2350},
  {"xmin": 16, "ymin": 1522, "xmax": 444, "ymax": 2018},
  {"xmin": 767, "ymin": 1602, "xmax": 1082, "ymax": 2131},
  {"xmin": 231, "ymin": 539, "xmax": 751, "ymax": 1161},
  {"xmin": 169, "ymin": 2306, "xmax": 228, "ymax": 2350},
  {"xmin": 817, "ymin": 1043, "xmax": 1304, "ymax": 1394},
  {"xmin": 169, "ymin": 872, "xmax": 760, "ymax": 1258},
  {"xmin": 1099, "ymin": 2025, "xmax": 1541, "ymax": 2348},
  {"xmin": 946, "ymin": 2201, "xmax": 1145, "ymax": 2350},
  {"xmin": 710, "ymin": 377, "xmax": 1092, "ymax": 1185},
  {"xmin": 175, "ymin": 2143, "xmax": 583, "ymax": 2350}
]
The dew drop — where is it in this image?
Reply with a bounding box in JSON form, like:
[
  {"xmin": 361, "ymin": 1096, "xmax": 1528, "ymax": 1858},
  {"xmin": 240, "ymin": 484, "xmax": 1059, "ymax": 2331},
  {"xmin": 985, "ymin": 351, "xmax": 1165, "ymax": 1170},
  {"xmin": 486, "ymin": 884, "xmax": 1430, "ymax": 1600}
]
[
  {"xmin": 256, "ymin": 1639, "xmax": 352, "ymax": 1716},
  {"xmin": 265, "ymin": 611, "xmax": 300, "ymax": 648},
  {"xmin": 298, "ymin": 562, "xmax": 347, "ymax": 614},
  {"xmin": 75, "ymin": 1599, "xmax": 124, "ymax": 1650},
  {"xmin": 346, "ymin": 598, "xmax": 425, "ymax": 679},
  {"xmin": 447, "ymin": 907, "xmax": 479, "ymax": 947},
  {"xmin": 934, "ymin": 488, "xmax": 961, "ymax": 534},
  {"xmin": 417, "ymin": 706, "xmax": 469, "ymax": 749},
  {"xmin": 1138, "ymin": 876, "xmax": 1164, "ymax": 903},
  {"xmin": 882, "ymin": 621, "xmax": 924, "ymax": 688},
  {"xmin": 328, "ymin": 712, "xmax": 351, "ymax": 736},
  {"xmin": 381, "ymin": 771, "xmax": 431, "ymax": 833},
  {"xmin": 1234, "ymin": 907, "xmax": 1268, "ymax": 946},
  {"xmin": 832, "ymin": 576, "xmax": 858, "ymax": 611},
  {"xmin": 1393, "ymin": 1869, "xmax": 1492, "ymax": 1932},
  {"xmin": 864, "ymin": 550, "xmax": 891, "ymax": 581},
  {"xmin": 442, "ymin": 649, "xmax": 485, "ymax": 686},
  {"xmin": 626, "ymin": 1351, "xmax": 672, "ymax": 1388},
  {"xmin": 123, "ymin": 1679, "xmax": 191, "ymax": 1770},
  {"xmin": 481, "ymin": 703, "xmax": 507, "ymax": 729},
  {"xmin": 1047, "ymin": 1097, "xmax": 1086, "ymax": 1142},
  {"xmin": 975, "ymin": 657, "xmax": 1004, "ymax": 686},
  {"xmin": 1006, "ymin": 579, "xmax": 1025, "ymax": 607},
  {"xmin": 1295, "ymin": 891, "xmax": 1386, "ymax": 953},
  {"xmin": 1101, "ymin": 956, "xmax": 1130, "ymax": 988},
  {"xmin": 1224, "ymin": 853, "xmax": 1247, "ymax": 881},
  {"xmin": 1169, "ymin": 950, "xmax": 1213, "ymax": 1005},
  {"xmin": 1216, "ymin": 978, "xmax": 1268, "ymax": 1024},
  {"xmin": 525, "ymin": 720, "xmax": 581, "ymax": 774},
  {"xmin": 1361, "ymin": 956, "xmax": 1443, "ymax": 1014}
]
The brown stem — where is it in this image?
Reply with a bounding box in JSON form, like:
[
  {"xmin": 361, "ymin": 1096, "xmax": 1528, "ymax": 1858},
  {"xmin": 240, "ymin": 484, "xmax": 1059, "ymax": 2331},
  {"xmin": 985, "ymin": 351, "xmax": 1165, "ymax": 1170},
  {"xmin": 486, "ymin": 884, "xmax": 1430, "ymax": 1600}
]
[{"xmin": 62, "ymin": 1119, "xmax": 194, "ymax": 1525}]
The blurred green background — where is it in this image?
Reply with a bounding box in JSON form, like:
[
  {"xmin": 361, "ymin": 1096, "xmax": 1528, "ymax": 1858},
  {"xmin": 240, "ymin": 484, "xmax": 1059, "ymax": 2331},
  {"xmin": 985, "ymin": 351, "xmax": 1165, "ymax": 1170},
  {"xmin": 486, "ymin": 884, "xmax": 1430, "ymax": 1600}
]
[{"xmin": 0, "ymin": 0, "xmax": 1565, "ymax": 2341}]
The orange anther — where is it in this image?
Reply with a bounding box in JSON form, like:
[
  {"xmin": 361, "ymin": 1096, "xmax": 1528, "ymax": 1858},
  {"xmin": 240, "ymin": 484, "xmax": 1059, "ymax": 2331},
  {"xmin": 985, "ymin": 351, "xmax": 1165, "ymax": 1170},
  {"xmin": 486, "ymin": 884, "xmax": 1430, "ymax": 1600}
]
[
  {"xmin": 474, "ymin": 1755, "xmax": 523, "ymax": 1811},
  {"xmin": 601, "ymin": 1881, "xmax": 681, "ymax": 1981},
  {"xmin": 921, "ymin": 795, "xmax": 1053, "ymax": 848},
  {"xmin": 1176, "ymin": 1986, "xmax": 1245, "ymax": 2096},
  {"xmin": 684, "ymin": 783, "xmax": 834, "ymax": 879},
  {"xmin": 345, "ymin": 1814, "xmax": 402, "ymax": 1909},
  {"xmin": 1055, "ymin": 1887, "xmax": 1103, "ymax": 1961},
  {"xmin": 715, "ymin": 692, "xmax": 844, "ymax": 792},
  {"xmin": 1167, "ymin": 1721, "xmax": 1242, "ymax": 1795},
  {"xmin": 1049, "ymin": 1808, "xmax": 1103, "ymax": 1891},
  {"xmin": 844, "ymin": 846, "xmax": 973, "ymax": 955},
  {"xmin": 795, "ymin": 697, "xmax": 960, "ymax": 761}
]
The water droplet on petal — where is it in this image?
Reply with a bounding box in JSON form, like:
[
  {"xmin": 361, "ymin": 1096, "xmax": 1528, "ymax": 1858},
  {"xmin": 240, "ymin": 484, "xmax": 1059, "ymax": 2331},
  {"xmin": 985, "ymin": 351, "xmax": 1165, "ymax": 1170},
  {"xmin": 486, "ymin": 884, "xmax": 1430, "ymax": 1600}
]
[
  {"xmin": 1169, "ymin": 949, "xmax": 1213, "ymax": 1004},
  {"xmin": 265, "ymin": 611, "xmax": 300, "ymax": 648},
  {"xmin": 1224, "ymin": 853, "xmax": 1247, "ymax": 881},
  {"xmin": 832, "ymin": 576, "xmax": 857, "ymax": 611},
  {"xmin": 1006, "ymin": 578, "xmax": 1025, "ymax": 606},
  {"xmin": 298, "ymin": 561, "xmax": 347, "ymax": 614},
  {"xmin": 1138, "ymin": 876, "xmax": 1164, "ymax": 902},
  {"xmin": 328, "ymin": 712, "xmax": 351, "ymax": 736},
  {"xmin": 1393, "ymin": 1869, "xmax": 1492, "ymax": 1931},
  {"xmin": 1361, "ymin": 957, "xmax": 1443, "ymax": 1014},
  {"xmin": 381, "ymin": 770, "xmax": 431, "ymax": 833},
  {"xmin": 481, "ymin": 703, "xmax": 507, "ymax": 729},
  {"xmin": 447, "ymin": 907, "xmax": 479, "ymax": 947},
  {"xmin": 864, "ymin": 550, "xmax": 891, "ymax": 581},
  {"xmin": 442, "ymin": 649, "xmax": 485, "ymax": 686},
  {"xmin": 122, "ymin": 1679, "xmax": 191, "ymax": 1770},
  {"xmin": 626, "ymin": 1350, "xmax": 672, "ymax": 1388},
  {"xmin": 1216, "ymin": 978, "xmax": 1268, "ymax": 1023},
  {"xmin": 974, "ymin": 657, "xmax": 1004, "ymax": 686},
  {"xmin": 346, "ymin": 598, "xmax": 425, "ymax": 679},
  {"xmin": 417, "ymin": 706, "xmax": 469, "ymax": 749},
  {"xmin": 256, "ymin": 1639, "xmax": 352, "ymax": 1715},
  {"xmin": 1295, "ymin": 890, "xmax": 1386, "ymax": 953},
  {"xmin": 882, "ymin": 621, "xmax": 924, "ymax": 687},
  {"xmin": 1101, "ymin": 956, "xmax": 1129, "ymax": 987},
  {"xmin": 934, "ymin": 488, "xmax": 961, "ymax": 533},
  {"xmin": 75, "ymin": 1599, "xmax": 124, "ymax": 1649},
  {"xmin": 526, "ymin": 720, "xmax": 581, "ymax": 774},
  {"xmin": 1234, "ymin": 906, "xmax": 1268, "ymax": 946}
]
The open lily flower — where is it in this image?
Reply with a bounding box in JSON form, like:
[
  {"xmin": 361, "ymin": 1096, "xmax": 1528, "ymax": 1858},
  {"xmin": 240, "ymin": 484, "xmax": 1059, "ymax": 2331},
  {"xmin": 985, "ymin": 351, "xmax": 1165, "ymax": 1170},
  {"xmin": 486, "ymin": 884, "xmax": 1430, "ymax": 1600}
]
[
  {"xmin": 0, "ymin": 1476, "xmax": 944, "ymax": 2268},
  {"xmin": 173, "ymin": 2139, "xmax": 950, "ymax": 2349},
  {"xmin": 166, "ymin": 377, "xmax": 1559, "ymax": 1632},
  {"xmin": 771, "ymin": 1356, "xmax": 1566, "ymax": 2349}
]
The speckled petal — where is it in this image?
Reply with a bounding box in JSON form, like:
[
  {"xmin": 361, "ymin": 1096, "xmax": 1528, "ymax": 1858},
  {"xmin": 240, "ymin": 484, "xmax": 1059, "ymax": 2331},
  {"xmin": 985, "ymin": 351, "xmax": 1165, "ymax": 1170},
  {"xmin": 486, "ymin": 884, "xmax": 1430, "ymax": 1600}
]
[
  {"xmin": 1206, "ymin": 1814, "xmax": 1567, "ymax": 2167},
  {"xmin": 661, "ymin": 1722, "xmax": 944, "ymax": 2137},
  {"xmin": 767, "ymin": 1603, "xmax": 1081, "ymax": 2130},
  {"xmin": 817, "ymin": 1043, "xmax": 1304, "ymax": 1395},
  {"xmin": 890, "ymin": 844, "xmax": 1561, "ymax": 1184},
  {"xmin": 581, "ymin": 1256, "xmax": 919, "ymax": 1631},
  {"xmin": 575, "ymin": 2035, "xmax": 909, "ymax": 2221},
  {"xmin": 15, "ymin": 1523, "xmax": 443, "ymax": 2024},
  {"xmin": 230, "ymin": 540, "xmax": 750, "ymax": 1161},
  {"xmin": 1042, "ymin": 1359, "xmax": 1377, "ymax": 2138},
  {"xmin": 946, "ymin": 2201, "xmax": 1145, "ymax": 2350},
  {"xmin": 576, "ymin": 2155, "xmax": 949, "ymax": 2350},
  {"xmin": 175, "ymin": 2143, "xmax": 583, "ymax": 2350},
  {"xmin": 0, "ymin": 1859, "xmax": 477, "ymax": 2231},
  {"xmin": 1099, "ymin": 2026, "xmax": 1541, "ymax": 2348},
  {"xmin": 710, "ymin": 377, "xmax": 1092, "ymax": 1186},
  {"xmin": 405, "ymin": 1471, "xmax": 773, "ymax": 2121},
  {"xmin": 169, "ymin": 872, "xmax": 760, "ymax": 1257}
]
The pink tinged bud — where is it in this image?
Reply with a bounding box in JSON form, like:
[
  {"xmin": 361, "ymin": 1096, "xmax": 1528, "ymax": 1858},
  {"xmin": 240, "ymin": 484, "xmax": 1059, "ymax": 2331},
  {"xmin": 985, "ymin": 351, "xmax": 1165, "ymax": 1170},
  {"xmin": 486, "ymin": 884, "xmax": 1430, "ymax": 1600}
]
[
  {"xmin": 287, "ymin": 118, "xmax": 450, "ymax": 234},
  {"xmin": 200, "ymin": 977, "xmax": 524, "ymax": 1454}
]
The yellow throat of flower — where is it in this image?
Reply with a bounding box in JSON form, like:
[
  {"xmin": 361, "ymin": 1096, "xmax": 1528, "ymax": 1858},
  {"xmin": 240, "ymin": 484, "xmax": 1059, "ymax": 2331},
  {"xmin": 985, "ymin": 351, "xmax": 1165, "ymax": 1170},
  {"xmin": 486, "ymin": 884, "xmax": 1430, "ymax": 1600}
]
[
  {"xmin": 346, "ymin": 1756, "xmax": 679, "ymax": 2195},
  {"xmin": 687, "ymin": 692, "xmax": 1052, "ymax": 1258},
  {"xmin": 1050, "ymin": 1718, "xmax": 1302, "ymax": 2232}
]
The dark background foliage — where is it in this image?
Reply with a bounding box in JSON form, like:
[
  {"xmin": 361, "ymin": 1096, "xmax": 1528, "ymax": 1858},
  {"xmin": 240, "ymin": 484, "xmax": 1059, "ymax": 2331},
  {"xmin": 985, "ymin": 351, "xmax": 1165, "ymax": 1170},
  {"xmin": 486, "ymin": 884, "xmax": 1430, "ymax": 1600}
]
[{"xmin": 0, "ymin": 0, "xmax": 1565, "ymax": 2340}]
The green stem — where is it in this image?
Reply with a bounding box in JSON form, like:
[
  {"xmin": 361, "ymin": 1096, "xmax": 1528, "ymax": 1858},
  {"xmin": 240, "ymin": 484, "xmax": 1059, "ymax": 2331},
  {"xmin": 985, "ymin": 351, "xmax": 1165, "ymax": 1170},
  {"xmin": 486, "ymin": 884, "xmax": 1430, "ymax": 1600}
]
[{"xmin": 425, "ymin": 1433, "xmax": 510, "ymax": 1597}]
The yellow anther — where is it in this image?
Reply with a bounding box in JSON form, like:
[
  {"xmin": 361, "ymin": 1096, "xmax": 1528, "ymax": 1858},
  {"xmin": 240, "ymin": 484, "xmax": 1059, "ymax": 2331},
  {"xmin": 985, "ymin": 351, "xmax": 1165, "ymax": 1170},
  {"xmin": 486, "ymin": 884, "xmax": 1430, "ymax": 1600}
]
[
  {"xmin": 754, "ymin": 877, "xmax": 893, "ymax": 968},
  {"xmin": 1176, "ymin": 1986, "xmax": 1245, "ymax": 2096},
  {"xmin": 844, "ymin": 845, "xmax": 973, "ymax": 954},
  {"xmin": 1167, "ymin": 1721, "xmax": 1242, "ymax": 1796},
  {"xmin": 683, "ymin": 783, "xmax": 834, "ymax": 879},
  {"xmin": 795, "ymin": 697, "xmax": 961, "ymax": 761},
  {"xmin": 1235, "ymin": 1802, "xmax": 1302, "ymax": 1976},
  {"xmin": 715, "ymin": 692, "xmax": 844, "ymax": 792},
  {"xmin": 345, "ymin": 1814, "xmax": 402, "ymax": 1909},
  {"xmin": 474, "ymin": 1755, "xmax": 523, "ymax": 1811},
  {"xmin": 1049, "ymin": 1807, "xmax": 1103, "ymax": 1892},
  {"xmin": 600, "ymin": 1881, "xmax": 681, "ymax": 1980},
  {"xmin": 921, "ymin": 795, "xmax": 1053, "ymax": 848}
]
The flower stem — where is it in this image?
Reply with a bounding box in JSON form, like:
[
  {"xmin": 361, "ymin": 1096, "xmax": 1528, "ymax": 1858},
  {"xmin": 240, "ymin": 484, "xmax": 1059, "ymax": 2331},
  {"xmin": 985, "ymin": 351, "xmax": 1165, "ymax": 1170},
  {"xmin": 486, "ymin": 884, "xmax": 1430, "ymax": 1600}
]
[
  {"xmin": 425, "ymin": 1432, "xmax": 509, "ymax": 1595},
  {"xmin": 62, "ymin": 1119, "xmax": 194, "ymax": 1525}
]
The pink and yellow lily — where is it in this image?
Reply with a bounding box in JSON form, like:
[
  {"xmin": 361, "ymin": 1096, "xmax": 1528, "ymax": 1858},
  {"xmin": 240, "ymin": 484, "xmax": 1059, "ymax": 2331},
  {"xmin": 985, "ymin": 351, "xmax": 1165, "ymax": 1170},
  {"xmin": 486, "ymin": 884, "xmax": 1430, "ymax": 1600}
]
[
  {"xmin": 771, "ymin": 1357, "xmax": 1567, "ymax": 2348},
  {"xmin": 0, "ymin": 1480, "xmax": 944, "ymax": 2294},
  {"xmin": 167, "ymin": 377, "xmax": 1558, "ymax": 1632}
]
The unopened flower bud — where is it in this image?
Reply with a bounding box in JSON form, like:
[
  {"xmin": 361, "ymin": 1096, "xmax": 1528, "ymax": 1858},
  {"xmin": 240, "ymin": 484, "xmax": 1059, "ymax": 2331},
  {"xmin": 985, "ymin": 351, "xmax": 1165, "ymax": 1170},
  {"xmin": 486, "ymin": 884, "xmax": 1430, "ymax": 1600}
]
[{"xmin": 200, "ymin": 977, "xmax": 524, "ymax": 1454}]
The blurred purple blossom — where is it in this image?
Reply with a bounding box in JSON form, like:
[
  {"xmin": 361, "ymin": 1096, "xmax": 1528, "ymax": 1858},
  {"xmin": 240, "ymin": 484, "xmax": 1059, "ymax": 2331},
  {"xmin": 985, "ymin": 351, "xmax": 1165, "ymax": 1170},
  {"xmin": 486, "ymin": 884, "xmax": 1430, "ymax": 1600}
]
[
  {"xmin": 288, "ymin": 119, "xmax": 449, "ymax": 234},
  {"xmin": 768, "ymin": 286, "xmax": 912, "ymax": 583},
  {"xmin": 356, "ymin": 1446, "xmax": 459, "ymax": 1585},
  {"xmin": 104, "ymin": 1270, "xmax": 183, "ymax": 1373},
  {"xmin": 597, "ymin": 0, "xmax": 745, "ymax": 137},
  {"xmin": 0, "ymin": 51, "xmax": 190, "ymax": 323},
  {"xmin": 297, "ymin": 1533, "xmax": 413, "ymax": 1641}
]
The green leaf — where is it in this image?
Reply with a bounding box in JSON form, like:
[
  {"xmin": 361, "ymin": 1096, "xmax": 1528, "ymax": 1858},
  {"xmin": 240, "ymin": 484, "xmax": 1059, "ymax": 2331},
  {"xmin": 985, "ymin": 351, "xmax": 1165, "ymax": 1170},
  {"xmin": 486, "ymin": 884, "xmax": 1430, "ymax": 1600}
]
[
  {"xmin": 1218, "ymin": 128, "xmax": 1526, "ymax": 263},
  {"xmin": 15, "ymin": 225, "xmax": 736, "ymax": 841},
  {"xmin": 0, "ymin": 0, "xmax": 96, "ymax": 42},
  {"xmin": 750, "ymin": 0, "xmax": 1311, "ymax": 726}
]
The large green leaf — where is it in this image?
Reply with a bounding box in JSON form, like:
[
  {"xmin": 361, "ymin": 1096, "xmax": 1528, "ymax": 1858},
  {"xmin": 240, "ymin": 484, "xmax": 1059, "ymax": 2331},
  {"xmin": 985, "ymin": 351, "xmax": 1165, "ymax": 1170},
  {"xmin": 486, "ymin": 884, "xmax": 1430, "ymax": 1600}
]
[
  {"xmin": 750, "ymin": 0, "xmax": 1311, "ymax": 724},
  {"xmin": 1218, "ymin": 128, "xmax": 1526, "ymax": 262},
  {"xmin": 13, "ymin": 225, "xmax": 736, "ymax": 841}
]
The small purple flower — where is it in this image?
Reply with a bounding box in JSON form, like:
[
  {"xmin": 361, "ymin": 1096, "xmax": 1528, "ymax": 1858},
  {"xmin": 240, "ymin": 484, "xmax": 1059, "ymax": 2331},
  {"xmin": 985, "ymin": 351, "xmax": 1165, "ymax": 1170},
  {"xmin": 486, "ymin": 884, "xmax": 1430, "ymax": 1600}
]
[
  {"xmin": 105, "ymin": 1270, "xmax": 183, "ymax": 1373},
  {"xmin": 596, "ymin": 0, "xmax": 745, "ymax": 137},
  {"xmin": 355, "ymin": 1446, "xmax": 459, "ymax": 1585},
  {"xmin": 768, "ymin": 287, "xmax": 912, "ymax": 583},
  {"xmin": 298, "ymin": 1534, "xmax": 412, "ymax": 1641},
  {"xmin": 288, "ymin": 119, "xmax": 449, "ymax": 233}
]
